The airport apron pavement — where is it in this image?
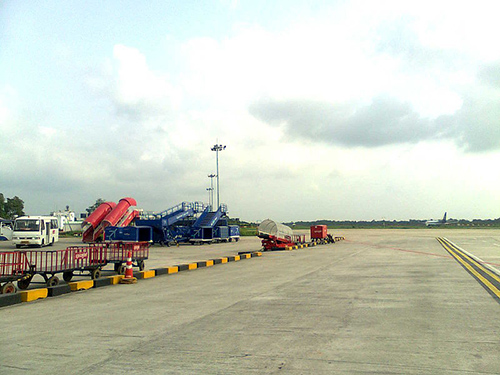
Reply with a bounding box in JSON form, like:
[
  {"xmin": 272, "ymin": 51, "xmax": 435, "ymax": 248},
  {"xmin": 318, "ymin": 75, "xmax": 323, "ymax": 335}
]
[{"xmin": 1, "ymin": 229, "xmax": 499, "ymax": 374}]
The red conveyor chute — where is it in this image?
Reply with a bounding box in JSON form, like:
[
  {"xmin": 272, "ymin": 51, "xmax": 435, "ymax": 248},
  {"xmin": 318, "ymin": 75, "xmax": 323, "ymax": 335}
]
[
  {"xmin": 101, "ymin": 197, "xmax": 137, "ymax": 229},
  {"xmin": 82, "ymin": 202, "xmax": 116, "ymax": 243}
]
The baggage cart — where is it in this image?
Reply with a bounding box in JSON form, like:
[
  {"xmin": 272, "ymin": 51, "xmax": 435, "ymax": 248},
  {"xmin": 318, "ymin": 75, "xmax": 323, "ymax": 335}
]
[
  {"xmin": 0, "ymin": 251, "xmax": 30, "ymax": 294},
  {"xmin": 0, "ymin": 245, "xmax": 108, "ymax": 291},
  {"xmin": 105, "ymin": 241, "xmax": 150, "ymax": 274}
]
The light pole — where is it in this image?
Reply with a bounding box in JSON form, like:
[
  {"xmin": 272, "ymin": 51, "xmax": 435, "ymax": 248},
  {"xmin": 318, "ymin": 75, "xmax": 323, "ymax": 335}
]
[
  {"xmin": 211, "ymin": 143, "xmax": 226, "ymax": 210},
  {"xmin": 208, "ymin": 174, "xmax": 216, "ymax": 210}
]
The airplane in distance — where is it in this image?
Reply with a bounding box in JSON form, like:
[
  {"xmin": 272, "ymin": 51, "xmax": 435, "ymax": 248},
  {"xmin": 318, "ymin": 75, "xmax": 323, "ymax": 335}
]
[{"xmin": 426, "ymin": 212, "xmax": 447, "ymax": 227}]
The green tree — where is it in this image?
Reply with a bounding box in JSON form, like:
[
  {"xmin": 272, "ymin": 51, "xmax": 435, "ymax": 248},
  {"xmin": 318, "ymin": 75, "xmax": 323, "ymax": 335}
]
[
  {"xmin": 86, "ymin": 198, "xmax": 106, "ymax": 215},
  {"xmin": 0, "ymin": 193, "xmax": 5, "ymax": 218},
  {"xmin": 1, "ymin": 195, "xmax": 25, "ymax": 219}
]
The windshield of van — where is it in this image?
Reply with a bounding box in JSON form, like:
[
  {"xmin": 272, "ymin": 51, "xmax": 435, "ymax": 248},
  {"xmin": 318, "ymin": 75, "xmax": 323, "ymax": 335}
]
[{"xmin": 14, "ymin": 219, "xmax": 40, "ymax": 232}]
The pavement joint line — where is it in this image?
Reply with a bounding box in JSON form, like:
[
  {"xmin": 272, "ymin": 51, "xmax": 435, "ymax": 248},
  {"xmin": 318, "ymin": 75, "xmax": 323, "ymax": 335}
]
[{"xmin": 0, "ymin": 251, "xmax": 264, "ymax": 309}]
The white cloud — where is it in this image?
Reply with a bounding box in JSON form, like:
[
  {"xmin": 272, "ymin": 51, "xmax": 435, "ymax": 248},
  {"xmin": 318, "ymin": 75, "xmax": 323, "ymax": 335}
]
[{"xmin": 112, "ymin": 44, "xmax": 181, "ymax": 108}]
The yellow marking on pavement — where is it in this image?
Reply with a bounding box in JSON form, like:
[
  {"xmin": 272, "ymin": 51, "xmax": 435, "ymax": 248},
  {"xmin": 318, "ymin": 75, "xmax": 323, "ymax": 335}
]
[
  {"xmin": 206, "ymin": 260, "xmax": 214, "ymax": 267},
  {"xmin": 438, "ymin": 238, "xmax": 500, "ymax": 299},
  {"xmin": 188, "ymin": 263, "xmax": 197, "ymax": 270},
  {"xmin": 441, "ymin": 238, "xmax": 500, "ymax": 284},
  {"xmin": 234, "ymin": 255, "xmax": 240, "ymax": 261},
  {"xmin": 221, "ymin": 258, "xmax": 228, "ymax": 263}
]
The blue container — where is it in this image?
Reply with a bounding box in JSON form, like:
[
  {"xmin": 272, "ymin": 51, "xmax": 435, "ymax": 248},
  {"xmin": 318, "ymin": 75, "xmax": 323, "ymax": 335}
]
[
  {"xmin": 104, "ymin": 226, "xmax": 153, "ymax": 242},
  {"xmin": 214, "ymin": 226, "xmax": 229, "ymax": 241},
  {"xmin": 229, "ymin": 225, "xmax": 240, "ymax": 239}
]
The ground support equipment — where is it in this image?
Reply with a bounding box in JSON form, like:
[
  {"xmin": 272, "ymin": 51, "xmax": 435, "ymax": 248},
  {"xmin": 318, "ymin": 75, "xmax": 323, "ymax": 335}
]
[
  {"xmin": 0, "ymin": 251, "xmax": 29, "ymax": 293},
  {"xmin": 105, "ymin": 241, "xmax": 150, "ymax": 274},
  {"xmin": 0, "ymin": 245, "xmax": 108, "ymax": 291}
]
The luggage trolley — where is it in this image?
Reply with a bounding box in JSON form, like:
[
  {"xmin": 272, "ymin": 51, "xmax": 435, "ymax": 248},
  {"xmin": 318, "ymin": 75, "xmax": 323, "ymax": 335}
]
[
  {"xmin": 15, "ymin": 245, "xmax": 108, "ymax": 290},
  {"xmin": 105, "ymin": 241, "xmax": 150, "ymax": 274},
  {"xmin": 0, "ymin": 251, "xmax": 30, "ymax": 294}
]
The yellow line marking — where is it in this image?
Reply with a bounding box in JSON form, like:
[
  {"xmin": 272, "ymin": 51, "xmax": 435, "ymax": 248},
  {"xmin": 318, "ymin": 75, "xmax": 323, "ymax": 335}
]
[
  {"xmin": 441, "ymin": 238, "xmax": 500, "ymax": 284},
  {"xmin": 438, "ymin": 238, "xmax": 500, "ymax": 299}
]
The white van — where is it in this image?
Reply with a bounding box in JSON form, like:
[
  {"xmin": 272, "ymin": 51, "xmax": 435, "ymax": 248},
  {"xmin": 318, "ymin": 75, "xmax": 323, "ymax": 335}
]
[{"xmin": 12, "ymin": 216, "xmax": 59, "ymax": 248}]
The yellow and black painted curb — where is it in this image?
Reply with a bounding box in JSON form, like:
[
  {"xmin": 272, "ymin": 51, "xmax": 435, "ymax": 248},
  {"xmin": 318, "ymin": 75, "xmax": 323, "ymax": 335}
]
[
  {"xmin": 0, "ymin": 251, "xmax": 263, "ymax": 309},
  {"xmin": 437, "ymin": 237, "xmax": 500, "ymax": 304}
]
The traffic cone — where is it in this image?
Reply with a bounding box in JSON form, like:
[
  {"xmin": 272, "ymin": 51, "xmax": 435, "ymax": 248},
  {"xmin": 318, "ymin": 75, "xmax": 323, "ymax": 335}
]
[{"xmin": 120, "ymin": 251, "xmax": 137, "ymax": 284}]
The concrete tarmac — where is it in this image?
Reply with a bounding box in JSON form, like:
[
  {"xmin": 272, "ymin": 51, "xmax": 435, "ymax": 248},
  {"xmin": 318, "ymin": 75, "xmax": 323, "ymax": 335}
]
[{"xmin": 1, "ymin": 229, "xmax": 500, "ymax": 374}]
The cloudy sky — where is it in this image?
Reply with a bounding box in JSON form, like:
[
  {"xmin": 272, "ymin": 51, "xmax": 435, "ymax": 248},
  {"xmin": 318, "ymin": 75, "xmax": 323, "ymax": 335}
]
[{"xmin": 1, "ymin": 0, "xmax": 499, "ymax": 222}]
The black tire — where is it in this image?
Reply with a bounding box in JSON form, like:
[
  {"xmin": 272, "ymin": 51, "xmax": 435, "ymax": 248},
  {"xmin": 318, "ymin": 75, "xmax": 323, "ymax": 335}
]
[
  {"xmin": 137, "ymin": 260, "xmax": 145, "ymax": 271},
  {"xmin": 17, "ymin": 276, "xmax": 32, "ymax": 290},
  {"xmin": 16, "ymin": 244, "xmax": 21, "ymax": 249},
  {"xmin": 235, "ymin": 238, "xmax": 239, "ymax": 242},
  {"xmin": 47, "ymin": 275, "xmax": 59, "ymax": 287},
  {"xmin": 63, "ymin": 271, "xmax": 74, "ymax": 282},
  {"xmin": 1, "ymin": 282, "xmax": 16, "ymax": 294},
  {"xmin": 118, "ymin": 264, "xmax": 126, "ymax": 275},
  {"xmin": 91, "ymin": 268, "xmax": 101, "ymax": 279},
  {"xmin": 114, "ymin": 263, "xmax": 121, "ymax": 273}
]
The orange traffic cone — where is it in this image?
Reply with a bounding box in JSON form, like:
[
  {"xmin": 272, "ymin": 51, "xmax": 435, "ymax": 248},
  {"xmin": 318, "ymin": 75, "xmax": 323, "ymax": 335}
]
[{"xmin": 120, "ymin": 251, "xmax": 137, "ymax": 284}]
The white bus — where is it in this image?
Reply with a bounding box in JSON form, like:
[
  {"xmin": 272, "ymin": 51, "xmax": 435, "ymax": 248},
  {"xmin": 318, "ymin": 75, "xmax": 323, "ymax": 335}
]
[{"xmin": 12, "ymin": 216, "xmax": 59, "ymax": 248}]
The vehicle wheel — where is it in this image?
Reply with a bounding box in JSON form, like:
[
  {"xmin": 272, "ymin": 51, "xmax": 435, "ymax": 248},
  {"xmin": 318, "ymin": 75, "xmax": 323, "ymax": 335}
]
[
  {"xmin": 63, "ymin": 271, "xmax": 74, "ymax": 282},
  {"xmin": 165, "ymin": 241, "xmax": 170, "ymax": 247},
  {"xmin": 137, "ymin": 260, "xmax": 145, "ymax": 271},
  {"xmin": 91, "ymin": 268, "xmax": 101, "ymax": 279},
  {"xmin": 1, "ymin": 282, "xmax": 16, "ymax": 294},
  {"xmin": 50, "ymin": 238, "xmax": 54, "ymax": 246},
  {"xmin": 47, "ymin": 275, "xmax": 59, "ymax": 287},
  {"xmin": 228, "ymin": 238, "xmax": 232, "ymax": 242},
  {"xmin": 235, "ymin": 238, "xmax": 239, "ymax": 242},
  {"xmin": 16, "ymin": 245, "xmax": 21, "ymax": 249},
  {"xmin": 114, "ymin": 263, "xmax": 121, "ymax": 273},
  {"xmin": 118, "ymin": 265, "xmax": 126, "ymax": 275},
  {"xmin": 17, "ymin": 276, "xmax": 32, "ymax": 290},
  {"xmin": 158, "ymin": 241, "xmax": 164, "ymax": 246}
]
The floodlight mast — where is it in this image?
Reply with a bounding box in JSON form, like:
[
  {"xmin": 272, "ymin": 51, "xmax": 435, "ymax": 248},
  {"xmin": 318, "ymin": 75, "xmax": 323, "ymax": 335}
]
[{"xmin": 210, "ymin": 143, "xmax": 226, "ymax": 209}]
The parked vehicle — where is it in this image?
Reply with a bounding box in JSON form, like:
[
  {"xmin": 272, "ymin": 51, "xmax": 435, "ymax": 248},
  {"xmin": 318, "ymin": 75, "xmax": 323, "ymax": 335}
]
[
  {"xmin": 0, "ymin": 219, "xmax": 13, "ymax": 241},
  {"xmin": 12, "ymin": 216, "xmax": 59, "ymax": 248}
]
